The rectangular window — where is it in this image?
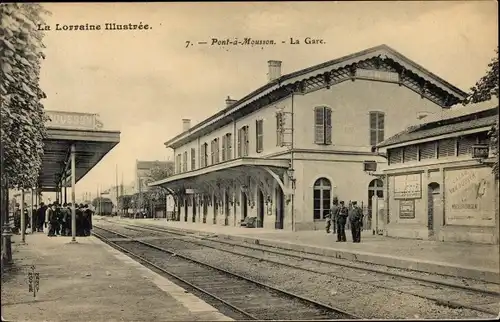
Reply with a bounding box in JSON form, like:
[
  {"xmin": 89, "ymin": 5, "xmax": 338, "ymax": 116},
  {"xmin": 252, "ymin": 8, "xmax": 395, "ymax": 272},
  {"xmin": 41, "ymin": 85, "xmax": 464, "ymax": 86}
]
[
  {"xmin": 238, "ymin": 126, "xmax": 249, "ymax": 157},
  {"xmin": 190, "ymin": 148, "xmax": 196, "ymax": 170},
  {"xmin": 438, "ymin": 138, "xmax": 456, "ymax": 158},
  {"xmin": 388, "ymin": 148, "xmax": 402, "ymax": 165},
  {"xmin": 226, "ymin": 133, "xmax": 232, "ymax": 160},
  {"xmin": 403, "ymin": 145, "xmax": 418, "ymax": 162},
  {"xmin": 369, "ymin": 111, "xmax": 385, "ymax": 146},
  {"xmin": 176, "ymin": 154, "xmax": 182, "ymax": 174},
  {"xmin": 221, "ymin": 135, "xmax": 227, "ymax": 162},
  {"xmin": 419, "ymin": 142, "xmax": 436, "ymax": 160},
  {"xmin": 200, "ymin": 143, "xmax": 208, "ymax": 167},
  {"xmin": 212, "ymin": 138, "xmax": 219, "ymax": 164},
  {"xmin": 314, "ymin": 106, "xmax": 332, "ymax": 145},
  {"xmin": 183, "ymin": 151, "xmax": 187, "ymax": 172},
  {"xmin": 237, "ymin": 128, "xmax": 242, "ymax": 157},
  {"xmin": 256, "ymin": 119, "xmax": 264, "ymax": 153}
]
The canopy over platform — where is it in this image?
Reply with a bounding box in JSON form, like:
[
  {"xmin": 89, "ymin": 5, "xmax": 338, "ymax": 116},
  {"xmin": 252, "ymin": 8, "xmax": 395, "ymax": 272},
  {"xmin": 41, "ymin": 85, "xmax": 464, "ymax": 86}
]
[
  {"xmin": 37, "ymin": 111, "xmax": 120, "ymax": 192},
  {"xmin": 148, "ymin": 157, "xmax": 294, "ymax": 208}
]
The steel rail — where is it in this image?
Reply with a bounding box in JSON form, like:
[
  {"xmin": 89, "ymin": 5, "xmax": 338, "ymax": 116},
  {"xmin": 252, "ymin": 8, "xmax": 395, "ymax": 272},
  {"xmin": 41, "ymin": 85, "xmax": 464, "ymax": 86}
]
[
  {"xmin": 118, "ymin": 221, "xmax": 500, "ymax": 295},
  {"xmin": 92, "ymin": 229, "xmax": 258, "ymax": 320},
  {"xmin": 102, "ymin": 221, "xmax": 500, "ymax": 316},
  {"xmin": 93, "ymin": 225, "xmax": 360, "ymax": 320}
]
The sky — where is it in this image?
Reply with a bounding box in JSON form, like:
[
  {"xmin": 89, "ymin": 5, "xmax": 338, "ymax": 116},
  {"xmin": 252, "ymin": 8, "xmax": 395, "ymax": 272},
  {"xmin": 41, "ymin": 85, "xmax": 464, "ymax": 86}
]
[{"xmin": 37, "ymin": 1, "xmax": 498, "ymax": 201}]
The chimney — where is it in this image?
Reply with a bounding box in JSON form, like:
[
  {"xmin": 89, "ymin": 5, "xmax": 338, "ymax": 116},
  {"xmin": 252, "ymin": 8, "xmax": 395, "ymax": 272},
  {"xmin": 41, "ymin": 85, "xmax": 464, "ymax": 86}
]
[
  {"xmin": 225, "ymin": 96, "xmax": 238, "ymax": 108},
  {"xmin": 267, "ymin": 60, "xmax": 282, "ymax": 82},
  {"xmin": 182, "ymin": 119, "xmax": 191, "ymax": 132}
]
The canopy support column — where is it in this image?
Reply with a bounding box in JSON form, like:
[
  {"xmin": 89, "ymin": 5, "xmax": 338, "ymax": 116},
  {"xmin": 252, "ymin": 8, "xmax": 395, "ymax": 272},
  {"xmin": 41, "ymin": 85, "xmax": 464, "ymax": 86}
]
[
  {"xmin": 30, "ymin": 188, "xmax": 34, "ymax": 233},
  {"xmin": 64, "ymin": 185, "xmax": 67, "ymax": 204},
  {"xmin": 20, "ymin": 190, "xmax": 25, "ymax": 243},
  {"xmin": 70, "ymin": 144, "xmax": 77, "ymax": 243}
]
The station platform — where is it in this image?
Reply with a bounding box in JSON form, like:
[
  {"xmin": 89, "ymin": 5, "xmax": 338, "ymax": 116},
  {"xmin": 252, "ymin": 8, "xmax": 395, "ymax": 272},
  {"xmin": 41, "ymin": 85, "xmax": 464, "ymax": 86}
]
[
  {"xmin": 104, "ymin": 217, "xmax": 499, "ymax": 284},
  {"xmin": 1, "ymin": 232, "xmax": 232, "ymax": 322}
]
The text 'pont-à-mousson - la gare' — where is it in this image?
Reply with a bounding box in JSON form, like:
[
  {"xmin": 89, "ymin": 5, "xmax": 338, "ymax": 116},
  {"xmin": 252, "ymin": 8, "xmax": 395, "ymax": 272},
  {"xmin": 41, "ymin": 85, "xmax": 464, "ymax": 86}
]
[{"xmin": 185, "ymin": 37, "xmax": 326, "ymax": 48}]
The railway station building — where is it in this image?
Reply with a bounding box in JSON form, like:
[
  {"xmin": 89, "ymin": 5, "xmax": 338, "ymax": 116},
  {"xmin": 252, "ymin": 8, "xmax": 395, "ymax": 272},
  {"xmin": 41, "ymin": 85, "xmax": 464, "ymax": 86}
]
[
  {"xmin": 376, "ymin": 106, "xmax": 499, "ymax": 244},
  {"xmin": 149, "ymin": 44, "xmax": 467, "ymax": 231}
]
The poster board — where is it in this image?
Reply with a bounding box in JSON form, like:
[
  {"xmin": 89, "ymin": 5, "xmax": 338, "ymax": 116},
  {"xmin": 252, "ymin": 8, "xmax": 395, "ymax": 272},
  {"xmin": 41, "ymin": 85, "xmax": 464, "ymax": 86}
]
[
  {"xmin": 444, "ymin": 167, "xmax": 495, "ymax": 226},
  {"xmin": 394, "ymin": 174, "xmax": 422, "ymax": 199}
]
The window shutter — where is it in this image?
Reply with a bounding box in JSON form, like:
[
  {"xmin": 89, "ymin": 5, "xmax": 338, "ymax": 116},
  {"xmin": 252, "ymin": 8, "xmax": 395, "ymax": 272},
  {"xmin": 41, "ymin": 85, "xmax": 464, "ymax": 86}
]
[
  {"xmin": 325, "ymin": 108, "xmax": 332, "ymax": 145},
  {"xmin": 227, "ymin": 134, "xmax": 232, "ymax": 160},
  {"xmin": 403, "ymin": 145, "xmax": 418, "ymax": 162},
  {"xmin": 244, "ymin": 126, "xmax": 249, "ymax": 156},
  {"xmin": 388, "ymin": 148, "xmax": 402, "ymax": 164},
  {"xmin": 255, "ymin": 120, "xmax": 259, "ymax": 152},
  {"xmin": 419, "ymin": 142, "xmax": 435, "ymax": 160},
  {"xmin": 369, "ymin": 112, "xmax": 377, "ymax": 146},
  {"xmin": 237, "ymin": 128, "xmax": 242, "ymax": 157},
  {"xmin": 458, "ymin": 135, "xmax": 476, "ymax": 156},
  {"xmin": 438, "ymin": 138, "xmax": 456, "ymax": 158},
  {"xmin": 191, "ymin": 148, "xmax": 196, "ymax": 170},
  {"xmin": 222, "ymin": 136, "xmax": 226, "ymax": 162},
  {"xmin": 314, "ymin": 107, "xmax": 325, "ymax": 144}
]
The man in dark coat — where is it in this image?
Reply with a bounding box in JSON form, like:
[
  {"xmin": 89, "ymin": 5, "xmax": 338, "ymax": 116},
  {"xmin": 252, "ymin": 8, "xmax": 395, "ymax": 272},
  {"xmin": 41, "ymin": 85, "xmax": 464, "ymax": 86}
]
[
  {"xmin": 329, "ymin": 197, "xmax": 339, "ymax": 235},
  {"xmin": 336, "ymin": 201, "xmax": 348, "ymax": 242},
  {"xmin": 76, "ymin": 204, "xmax": 84, "ymax": 236},
  {"xmin": 65, "ymin": 203, "xmax": 73, "ymax": 236},
  {"xmin": 47, "ymin": 204, "xmax": 58, "ymax": 237},
  {"xmin": 36, "ymin": 203, "xmax": 46, "ymax": 232},
  {"xmin": 349, "ymin": 201, "xmax": 364, "ymax": 243}
]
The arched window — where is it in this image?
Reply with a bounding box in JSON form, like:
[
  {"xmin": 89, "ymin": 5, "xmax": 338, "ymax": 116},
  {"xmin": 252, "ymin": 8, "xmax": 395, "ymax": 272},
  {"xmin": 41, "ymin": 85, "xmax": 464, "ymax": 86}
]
[
  {"xmin": 368, "ymin": 179, "xmax": 384, "ymax": 199},
  {"xmin": 313, "ymin": 178, "xmax": 331, "ymax": 220}
]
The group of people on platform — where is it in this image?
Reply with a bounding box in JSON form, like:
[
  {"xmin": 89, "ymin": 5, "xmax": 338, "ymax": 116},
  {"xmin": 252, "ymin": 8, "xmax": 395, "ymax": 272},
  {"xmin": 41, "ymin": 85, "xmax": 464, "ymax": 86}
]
[
  {"xmin": 325, "ymin": 198, "xmax": 364, "ymax": 243},
  {"xmin": 13, "ymin": 202, "xmax": 94, "ymax": 237}
]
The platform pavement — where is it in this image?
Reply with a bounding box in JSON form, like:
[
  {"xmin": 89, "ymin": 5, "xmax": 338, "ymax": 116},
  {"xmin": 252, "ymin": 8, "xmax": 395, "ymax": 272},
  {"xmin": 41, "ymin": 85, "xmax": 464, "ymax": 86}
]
[
  {"xmin": 1, "ymin": 232, "xmax": 232, "ymax": 322},
  {"xmin": 104, "ymin": 217, "xmax": 500, "ymax": 284}
]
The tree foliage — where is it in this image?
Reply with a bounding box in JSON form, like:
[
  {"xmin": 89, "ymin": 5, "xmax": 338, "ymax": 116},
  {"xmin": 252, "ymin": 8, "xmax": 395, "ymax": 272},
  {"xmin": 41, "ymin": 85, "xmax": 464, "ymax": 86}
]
[
  {"xmin": 1, "ymin": 4, "xmax": 51, "ymax": 189},
  {"xmin": 143, "ymin": 163, "xmax": 174, "ymax": 205},
  {"xmin": 463, "ymin": 47, "xmax": 499, "ymax": 178},
  {"xmin": 118, "ymin": 194, "xmax": 133, "ymax": 210}
]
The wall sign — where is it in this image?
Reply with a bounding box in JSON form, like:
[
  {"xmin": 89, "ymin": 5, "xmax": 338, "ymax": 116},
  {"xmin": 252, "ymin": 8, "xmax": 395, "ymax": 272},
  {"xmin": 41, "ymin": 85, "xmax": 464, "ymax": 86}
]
[
  {"xmin": 444, "ymin": 168, "xmax": 495, "ymax": 227},
  {"xmin": 394, "ymin": 174, "xmax": 422, "ymax": 199},
  {"xmin": 355, "ymin": 68, "xmax": 400, "ymax": 83},
  {"xmin": 399, "ymin": 200, "xmax": 415, "ymax": 219},
  {"xmin": 45, "ymin": 111, "xmax": 103, "ymax": 130},
  {"xmin": 472, "ymin": 145, "xmax": 490, "ymax": 159},
  {"xmin": 363, "ymin": 160, "xmax": 377, "ymax": 172}
]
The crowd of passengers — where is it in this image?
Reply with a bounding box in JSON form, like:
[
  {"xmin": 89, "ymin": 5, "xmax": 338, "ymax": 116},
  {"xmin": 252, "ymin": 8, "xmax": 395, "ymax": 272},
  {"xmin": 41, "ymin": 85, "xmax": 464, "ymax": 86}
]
[{"xmin": 13, "ymin": 201, "xmax": 94, "ymax": 237}]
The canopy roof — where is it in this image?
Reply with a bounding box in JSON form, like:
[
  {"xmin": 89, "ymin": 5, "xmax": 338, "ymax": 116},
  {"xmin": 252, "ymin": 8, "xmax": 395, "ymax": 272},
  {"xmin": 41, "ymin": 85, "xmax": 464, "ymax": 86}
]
[{"xmin": 37, "ymin": 111, "xmax": 120, "ymax": 191}]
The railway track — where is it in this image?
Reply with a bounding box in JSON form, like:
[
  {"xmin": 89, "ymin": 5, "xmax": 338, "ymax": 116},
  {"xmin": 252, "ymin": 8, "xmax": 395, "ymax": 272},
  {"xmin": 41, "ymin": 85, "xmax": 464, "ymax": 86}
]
[
  {"xmin": 97, "ymin": 221, "xmax": 500, "ymax": 317},
  {"xmin": 92, "ymin": 226, "xmax": 359, "ymax": 321}
]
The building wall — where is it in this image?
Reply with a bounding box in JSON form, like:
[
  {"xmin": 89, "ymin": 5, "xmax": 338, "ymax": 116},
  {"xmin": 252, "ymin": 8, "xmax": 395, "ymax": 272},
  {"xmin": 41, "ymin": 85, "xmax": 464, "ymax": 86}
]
[
  {"xmin": 170, "ymin": 77, "xmax": 452, "ymax": 232},
  {"xmin": 384, "ymin": 159, "xmax": 499, "ymax": 245},
  {"xmin": 173, "ymin": 97, "xmax": 291, "ymax": 174},
  {"xmin": 292, "ymin": 155, "xmax": 381, "ymax": 231},
  {"xmin": 293, "ymin": 79, "xmax": 443, "ymax": 152}
]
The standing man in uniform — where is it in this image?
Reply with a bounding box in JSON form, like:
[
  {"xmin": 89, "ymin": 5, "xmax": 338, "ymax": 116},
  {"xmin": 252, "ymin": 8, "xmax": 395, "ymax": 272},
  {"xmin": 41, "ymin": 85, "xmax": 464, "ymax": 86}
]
[
  {"xmin": 349, "ymin": 201, "xmax": 364, "ymax": 243},
  {"xmin": 329, "ymin": 197, "xmax": 339, "ymax": 235},
  {"xmin": 336, "ymin": 201, "xmax": 348, "ymax": 242}
]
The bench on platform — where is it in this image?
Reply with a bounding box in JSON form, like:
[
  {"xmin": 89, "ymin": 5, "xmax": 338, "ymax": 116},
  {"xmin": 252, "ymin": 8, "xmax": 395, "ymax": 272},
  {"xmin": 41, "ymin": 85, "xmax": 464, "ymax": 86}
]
[{"xmin": 240, "ymin": 217, "xmax": 256, "ymax": 228}]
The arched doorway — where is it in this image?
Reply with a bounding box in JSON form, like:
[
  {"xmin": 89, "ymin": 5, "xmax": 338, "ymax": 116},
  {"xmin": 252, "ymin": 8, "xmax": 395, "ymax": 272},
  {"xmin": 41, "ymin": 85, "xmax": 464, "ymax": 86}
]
[
  {"xmin": 213, "ymin": 195, "xmax": 218, "ymax": 224},
  {"xmin": 313, "ymin": 178, "xmax": 331, "ymax": 222},
  {"xmin": 257, "ymin": 189, "xmax": 264, "ymax": 228},
  {"xmin": 192, "ymin": 195, "xmax": 196, "ymax": 223},
  {"xmin": 427, "ymin": 182, "xmax": 441, "ymax": 240},
  {"xmin": 368, "ymin": 179, "xmax": 384, "ymax": 233},
  {"xmin": 275, "ymin": 186, "xmax": 284, "ymax": 229},
  {"xmin": 202, "ymin": 195, "xmax": 208, "ymax": 223}
]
